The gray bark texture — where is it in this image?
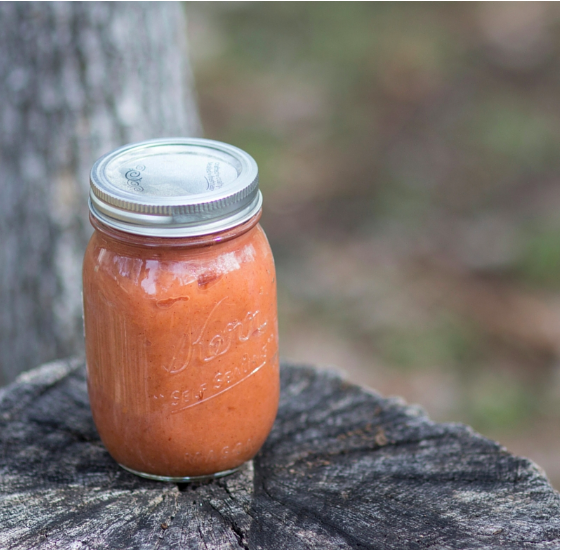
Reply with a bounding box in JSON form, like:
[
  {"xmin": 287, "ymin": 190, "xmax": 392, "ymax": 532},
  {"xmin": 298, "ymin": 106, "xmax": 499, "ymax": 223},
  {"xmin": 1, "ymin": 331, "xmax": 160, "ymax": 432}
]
[
  {"xmin": 0, "ymin": 2, "xmax": 201, "ymax": 385},
  {"xmin": 0, "ymin": 358, "xmax": 558, "ymax": 550}
]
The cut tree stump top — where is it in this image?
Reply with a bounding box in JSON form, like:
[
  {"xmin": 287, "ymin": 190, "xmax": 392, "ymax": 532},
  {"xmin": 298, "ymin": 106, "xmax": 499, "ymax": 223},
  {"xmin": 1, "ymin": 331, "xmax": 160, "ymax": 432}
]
[{"xmin": 0, "ymin": 358, "xmax": 558, "ymax": 549}]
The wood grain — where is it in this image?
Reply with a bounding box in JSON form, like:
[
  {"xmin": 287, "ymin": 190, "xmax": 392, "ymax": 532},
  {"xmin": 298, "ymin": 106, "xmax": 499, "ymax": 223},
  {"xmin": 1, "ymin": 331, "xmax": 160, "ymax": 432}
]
[{"xmin": 0, "ymin": 358, "xmax": 558, "ymax": 549}]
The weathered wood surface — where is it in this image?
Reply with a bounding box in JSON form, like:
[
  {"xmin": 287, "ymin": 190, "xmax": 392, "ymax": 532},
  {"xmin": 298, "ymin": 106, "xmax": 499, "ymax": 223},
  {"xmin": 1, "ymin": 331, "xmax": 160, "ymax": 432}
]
[{"xmin": 0, "ymin": 358, "xmax": 558, "ymax": 549}]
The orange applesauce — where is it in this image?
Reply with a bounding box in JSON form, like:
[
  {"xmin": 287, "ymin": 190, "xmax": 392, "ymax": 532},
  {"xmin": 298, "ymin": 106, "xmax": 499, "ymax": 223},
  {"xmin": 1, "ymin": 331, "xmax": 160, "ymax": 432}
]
[{"xmin": 82, "ymin": 138, "xmax": 279, "ymax": 481}]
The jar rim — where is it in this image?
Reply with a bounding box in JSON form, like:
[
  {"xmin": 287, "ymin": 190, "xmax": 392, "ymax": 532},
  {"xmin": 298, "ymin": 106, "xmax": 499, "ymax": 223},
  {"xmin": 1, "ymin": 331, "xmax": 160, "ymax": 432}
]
[
  {"xmin": 89, "ymin": 138, "xmax": 261, "ymax": 237},
  {"xmin": 89, "ymin": 209, "xmax": 263, "ymax": 249}
]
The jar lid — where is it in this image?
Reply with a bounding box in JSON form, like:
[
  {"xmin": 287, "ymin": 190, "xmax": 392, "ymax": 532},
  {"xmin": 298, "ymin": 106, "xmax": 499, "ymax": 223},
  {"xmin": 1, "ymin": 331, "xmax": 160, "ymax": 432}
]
[{"xmin": 89, "ymin": 138, "xmax": 261, "ymax": 237}]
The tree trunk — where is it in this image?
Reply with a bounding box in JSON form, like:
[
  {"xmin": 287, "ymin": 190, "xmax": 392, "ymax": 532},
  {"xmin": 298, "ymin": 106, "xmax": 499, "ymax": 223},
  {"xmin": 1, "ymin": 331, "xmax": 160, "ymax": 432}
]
[{"xmin": 0, "ymin": 2, "xmax": 201, "ymax": 385}]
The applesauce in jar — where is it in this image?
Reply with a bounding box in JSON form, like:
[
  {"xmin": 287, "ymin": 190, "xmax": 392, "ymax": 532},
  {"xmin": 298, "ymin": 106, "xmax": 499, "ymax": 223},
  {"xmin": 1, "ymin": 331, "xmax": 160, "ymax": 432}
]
[{"xmin": 82, "ymin": 138, "xmax": 279, "ymax": 481}]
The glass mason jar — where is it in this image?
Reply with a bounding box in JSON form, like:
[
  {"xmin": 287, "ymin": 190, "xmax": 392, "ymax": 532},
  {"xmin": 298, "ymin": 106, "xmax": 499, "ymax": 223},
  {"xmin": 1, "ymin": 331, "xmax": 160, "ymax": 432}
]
[{"xmin": 82, "ymin": 138, "xmax": 279, "ymax": 482}]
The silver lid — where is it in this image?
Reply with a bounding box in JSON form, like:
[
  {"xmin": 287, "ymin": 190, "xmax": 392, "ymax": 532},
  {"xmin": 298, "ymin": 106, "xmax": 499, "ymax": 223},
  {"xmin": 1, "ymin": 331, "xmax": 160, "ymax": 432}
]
[{"xmin": 89, "ymin": 138, "xmax": 261, "ymax": 237}]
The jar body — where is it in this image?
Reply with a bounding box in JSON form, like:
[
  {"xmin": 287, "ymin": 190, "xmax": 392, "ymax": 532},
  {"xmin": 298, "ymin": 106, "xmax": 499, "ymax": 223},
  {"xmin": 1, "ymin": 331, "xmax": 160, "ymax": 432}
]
[{"xmin": 82, "ymin": 216, "xmax": 279, "ymax": 479}]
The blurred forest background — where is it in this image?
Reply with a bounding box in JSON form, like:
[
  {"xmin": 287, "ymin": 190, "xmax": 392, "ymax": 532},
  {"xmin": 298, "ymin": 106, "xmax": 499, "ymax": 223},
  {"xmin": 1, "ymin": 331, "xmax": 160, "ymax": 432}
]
[{"xmin": 186, "ymin": 2, "xmax": 559, "ymax": 487}]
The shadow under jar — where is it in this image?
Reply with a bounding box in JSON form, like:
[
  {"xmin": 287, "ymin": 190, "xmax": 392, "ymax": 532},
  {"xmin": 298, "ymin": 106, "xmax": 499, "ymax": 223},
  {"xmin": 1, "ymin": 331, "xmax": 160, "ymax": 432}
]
[{"xmin": 82, "ymin": 138, "xmax": 279, "ymax": 481}]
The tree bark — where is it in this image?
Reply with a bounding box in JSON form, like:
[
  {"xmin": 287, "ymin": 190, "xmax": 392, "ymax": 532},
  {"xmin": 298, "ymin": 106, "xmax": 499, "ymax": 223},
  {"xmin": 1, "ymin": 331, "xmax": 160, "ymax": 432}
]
[
  {"xmin": 0, "ymin": 359, "xmax": 558, "ymax": 549},
  {"xmin": 0, "ymin": 1, "xmax": 201, "ymax": 385}
]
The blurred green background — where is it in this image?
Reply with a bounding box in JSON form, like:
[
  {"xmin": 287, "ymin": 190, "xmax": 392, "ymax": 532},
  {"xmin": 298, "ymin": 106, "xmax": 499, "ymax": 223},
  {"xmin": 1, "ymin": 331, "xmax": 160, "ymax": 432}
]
[{"xmin": 186, "ymin": 2, "xmax": 559, "ymax": 487}]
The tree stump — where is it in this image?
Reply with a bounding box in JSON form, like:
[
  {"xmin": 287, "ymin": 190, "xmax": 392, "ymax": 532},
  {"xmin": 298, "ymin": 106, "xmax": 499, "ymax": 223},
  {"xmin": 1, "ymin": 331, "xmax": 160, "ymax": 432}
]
[{"xmin": 0, "ymin": 358, "xmax": 558, "ymax": 549}]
